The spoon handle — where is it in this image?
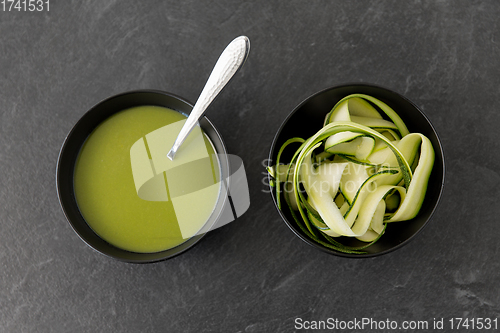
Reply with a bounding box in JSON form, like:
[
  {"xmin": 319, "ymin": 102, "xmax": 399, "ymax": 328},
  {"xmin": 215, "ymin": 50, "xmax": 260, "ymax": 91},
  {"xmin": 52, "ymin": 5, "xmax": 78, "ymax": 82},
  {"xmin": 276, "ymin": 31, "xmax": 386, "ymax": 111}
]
[{"xmin": 167, "ymin": 36, "xmax": 250, "ymax": 160}]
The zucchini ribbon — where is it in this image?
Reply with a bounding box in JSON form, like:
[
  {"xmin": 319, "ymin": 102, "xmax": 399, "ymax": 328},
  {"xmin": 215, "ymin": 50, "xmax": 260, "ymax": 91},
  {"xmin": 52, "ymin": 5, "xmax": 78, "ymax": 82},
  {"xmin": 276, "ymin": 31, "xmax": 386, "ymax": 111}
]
[{"xmin": 269, "ymin": 95, "xmax": 434, "ymax": 253}]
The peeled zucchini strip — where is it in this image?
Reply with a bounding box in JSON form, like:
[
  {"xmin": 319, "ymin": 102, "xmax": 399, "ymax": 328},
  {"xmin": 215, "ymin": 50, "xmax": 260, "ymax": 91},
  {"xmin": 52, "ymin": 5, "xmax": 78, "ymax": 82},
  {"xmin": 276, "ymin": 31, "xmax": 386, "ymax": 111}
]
[
  {"xmin": 296, "ymin": 121, "xmax": 412, "ymax": 188},
  {"xmin": 372, "ymin": 133, "xmax": 429, "ymax": 187},
  {"xmin": 315, "ymin": 151, "xmax": 333, "ymax": 164},
  {"xmin": 300, "ymin": 147, "xmax": 359, "ymax": 236},
  {"xmin": 342, "ymin": 169, "xmax": 399, "ymax": 226},
  {"xmin": 369, "ymin": 200, "xmax": 386, "ymax": 234},
  {"xmin": 267, "ymin": 164, "xmax": 296, "ymax": 183},
  {"xmin": 291, "ymin": 121, "xmax": 413, "ymax": 229},
  {"xmin": 325, "ymin": 94, "xmax": 409, "ymax": 137},
  {"xmin": 326, "ymin": 136, "xmax": 375, "ymax": 161},
  {"xmin": 356, "ymin": 229, "xmax": 380, "ymax": 242},
  {"xmin": 325, "ymin": 131, "xmax": 363, "ymax": 147},
  {"xmin": 366, "ymin": 147, "xmax": 393, "ymax": 165},
  {"xmin": 278, "ymin": 122, "xmax": 413, "ymax": 238},
  {"xmin": 350, "ymin": 116, "xmax": 398, "ymax": 130},
  {"xmin": 299, "ymin": 147, "xmax": 398, "ymax": 237},
  {"xmin": 324, "ymin": 99, "xmax": 350, "ymax": 125},
  {"xmin": 274, "ymin": 137, "xmax": 305, "ymax": 209},
  {"xmin": 387, "ymin": 133, "xmax": 434, "ymax": 221},
  {"xmin": 282, "ymin": 171, "xmax": 372, "ymax": 254},
  {"xmin": 346, "ymin": 97, "xmax": 383, "ymax": 119},
  {"xmin": 373, "ymin": 136, "xmax": 397, "ymax": 153},
  {"xmin": 268, "ymin": 163, "xmax": 301, "ymax": 210},
  {"xmin": 307, "ymin": 198, "xmax": 341, "ymax": 237},
  {"xmin": 324, "ymin": 96, "xmax": 383, "ymax": 126},
  {"xmin": 355, "ymin": 185, "xmax": 407, "ymax": 232},
  {"xmin": 339, "ymin": 163, "xmax": 370, "ymax": 204},
  {"xmin": 308, "ymin": 210, "xmax": 335, "ymax": 233},
  {"xmin": 380, "ymin": 129, "xmax": 401, "ymax": 141},
  {"xmin": 284, "ymin": 181, "xmax": 300, "ymax": 211},
  {"xmin": 316, "ymin": 162, "xmax": 349, "ymax": 198}
]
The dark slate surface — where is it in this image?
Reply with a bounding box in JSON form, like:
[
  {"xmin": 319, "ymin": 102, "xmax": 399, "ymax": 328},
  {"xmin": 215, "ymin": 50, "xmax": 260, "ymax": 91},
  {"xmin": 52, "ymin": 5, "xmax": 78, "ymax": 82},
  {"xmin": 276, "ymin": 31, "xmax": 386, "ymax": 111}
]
[{"xmin": 1, "ymin": 1, "xmax": 499, "ymax": 332}]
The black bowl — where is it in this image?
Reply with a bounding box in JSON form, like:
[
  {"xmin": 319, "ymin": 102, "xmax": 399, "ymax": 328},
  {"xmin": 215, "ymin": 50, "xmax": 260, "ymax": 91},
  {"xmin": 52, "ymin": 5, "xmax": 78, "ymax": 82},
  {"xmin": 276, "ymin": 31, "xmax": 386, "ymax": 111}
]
[
  {"xmin": 268, "ymin": 83, "xmax": 445, "ymax": 258},
  {"xmin": 56, "ymin": 90, "xmax": 229, "ymax": 263}
]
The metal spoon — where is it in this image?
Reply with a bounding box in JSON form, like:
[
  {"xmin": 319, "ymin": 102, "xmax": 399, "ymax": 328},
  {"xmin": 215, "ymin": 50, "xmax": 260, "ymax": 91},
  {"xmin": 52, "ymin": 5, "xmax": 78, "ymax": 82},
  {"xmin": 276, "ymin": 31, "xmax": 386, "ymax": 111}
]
[{"xmin": 167, "ymin": 36, "xmax": 250, "ymax": 160}]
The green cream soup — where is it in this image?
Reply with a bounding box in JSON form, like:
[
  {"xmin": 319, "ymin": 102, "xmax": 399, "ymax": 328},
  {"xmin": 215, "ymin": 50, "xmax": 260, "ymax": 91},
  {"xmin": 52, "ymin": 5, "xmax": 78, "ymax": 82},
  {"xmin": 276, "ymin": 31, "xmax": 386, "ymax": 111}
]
[{"xmin": 74, "ymin": 106, "xmax": 221, "ymax": 253}]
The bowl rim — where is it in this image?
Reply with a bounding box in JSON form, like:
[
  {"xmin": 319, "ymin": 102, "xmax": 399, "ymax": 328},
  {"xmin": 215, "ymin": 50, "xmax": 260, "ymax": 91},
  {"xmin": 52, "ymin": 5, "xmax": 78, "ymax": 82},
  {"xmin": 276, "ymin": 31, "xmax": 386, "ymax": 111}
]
[
  {"xmin": 268, "ymin": 82, "xmax": 446, "ymax": 258},
  {"xmin": 56, "ymin": 89, "xmax": 228, "ymax": 263}
]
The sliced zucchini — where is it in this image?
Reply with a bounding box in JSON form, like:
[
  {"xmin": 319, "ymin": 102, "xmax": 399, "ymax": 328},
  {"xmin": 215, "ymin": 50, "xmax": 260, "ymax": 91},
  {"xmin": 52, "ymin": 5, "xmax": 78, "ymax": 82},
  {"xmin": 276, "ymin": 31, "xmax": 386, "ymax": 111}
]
[
  {"xmin": 347, "ymin": 97, "xmax": 383, "ymax": 119},
  {"xmin": 269, "ymin": 93, "xmax": 434, "ymax": 251},
  {"xmin": 350, "ymin": 116, "xmax": 398, "ymax": 130}
]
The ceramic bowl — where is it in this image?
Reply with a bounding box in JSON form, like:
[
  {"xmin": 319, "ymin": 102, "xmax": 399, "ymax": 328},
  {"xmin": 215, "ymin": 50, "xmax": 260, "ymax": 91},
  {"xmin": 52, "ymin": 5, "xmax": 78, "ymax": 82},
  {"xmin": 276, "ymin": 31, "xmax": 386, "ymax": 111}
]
[
  {"xmin": 57, "ymin": 90, "xmax": 229, "ymax": 263},
  {"xmin": 268, "ymin": 83, "xmax": 445, "ymax": 257}
]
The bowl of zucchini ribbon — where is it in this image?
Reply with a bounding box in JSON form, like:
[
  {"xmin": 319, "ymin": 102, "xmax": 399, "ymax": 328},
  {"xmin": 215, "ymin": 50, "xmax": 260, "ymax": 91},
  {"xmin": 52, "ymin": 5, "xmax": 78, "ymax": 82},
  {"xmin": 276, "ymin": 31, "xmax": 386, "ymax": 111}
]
[{"xmin": 267, "ymin": 83, "xmax": 445, "ymax": 257}]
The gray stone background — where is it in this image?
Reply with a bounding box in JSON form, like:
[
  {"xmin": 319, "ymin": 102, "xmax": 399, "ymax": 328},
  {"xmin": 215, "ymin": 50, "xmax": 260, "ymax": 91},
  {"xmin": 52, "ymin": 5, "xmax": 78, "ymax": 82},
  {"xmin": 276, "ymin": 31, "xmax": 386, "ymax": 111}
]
[{"xmin": 1, "ymin": 0, "xmax": 499, "ymax": 332}]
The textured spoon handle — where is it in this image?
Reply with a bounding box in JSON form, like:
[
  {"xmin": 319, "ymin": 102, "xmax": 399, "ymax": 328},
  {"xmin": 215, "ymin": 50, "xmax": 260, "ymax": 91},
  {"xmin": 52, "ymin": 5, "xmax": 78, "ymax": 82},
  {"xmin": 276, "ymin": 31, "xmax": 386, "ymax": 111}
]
[{"xmin": 167, "ymin": 36, "xmax": 250, "ymax": 160}]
